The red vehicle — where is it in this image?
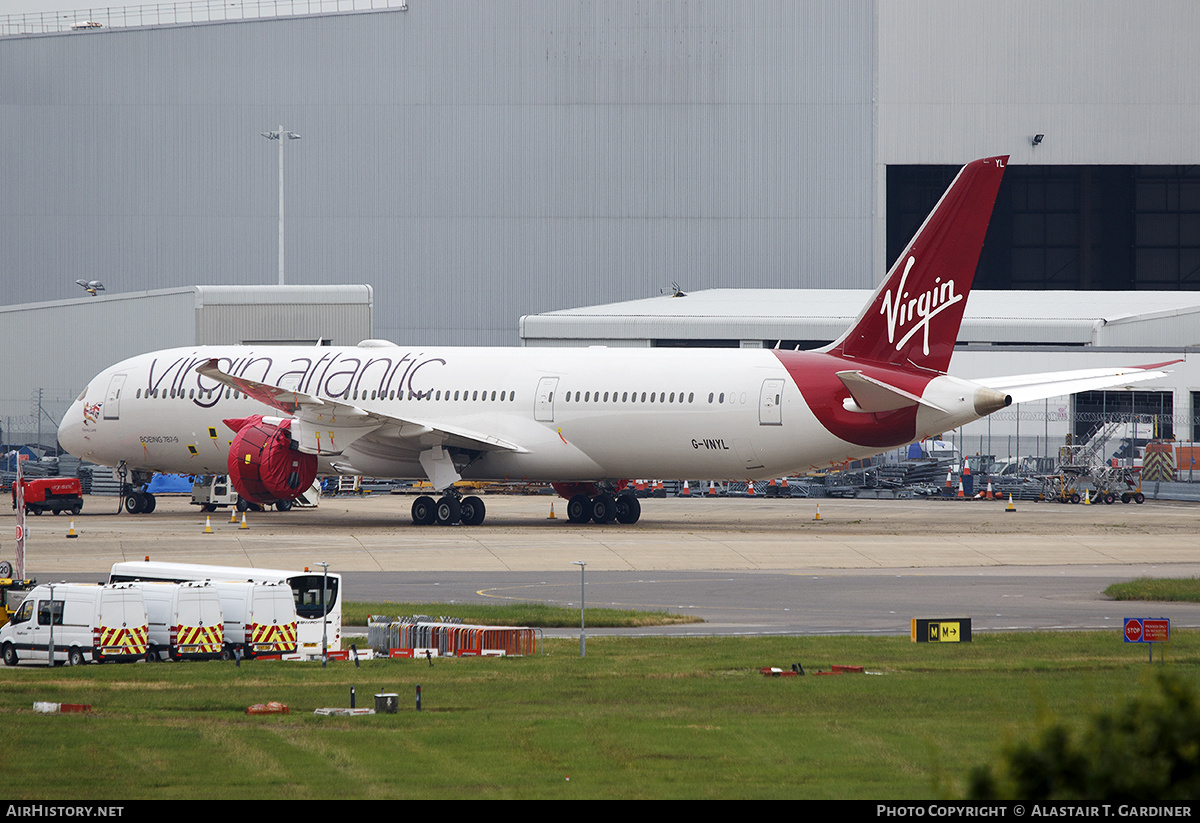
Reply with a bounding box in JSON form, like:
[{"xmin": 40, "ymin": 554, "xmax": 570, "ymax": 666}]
[{"xmin": 12, "ymin": 477, "xmax": 83, "ymax": 516}]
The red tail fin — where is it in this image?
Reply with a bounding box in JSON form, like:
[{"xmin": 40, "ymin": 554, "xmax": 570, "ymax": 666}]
[{"xmin": 829, "ymin": 156, "xmax": 1008, "ymax": 374}]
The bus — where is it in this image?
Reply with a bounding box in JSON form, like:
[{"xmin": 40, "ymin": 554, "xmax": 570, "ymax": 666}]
[{"xmin": 109, "ymin": 560, "xmax": 341, "ymax": 660}]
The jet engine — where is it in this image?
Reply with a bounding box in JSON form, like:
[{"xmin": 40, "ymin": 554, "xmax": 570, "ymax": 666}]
[{"xmin": 224, "ymin": 415, "xmax": 317, "ymax": 505}]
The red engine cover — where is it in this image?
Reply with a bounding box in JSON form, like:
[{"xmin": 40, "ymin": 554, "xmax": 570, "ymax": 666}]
[{"xmin": 225, "ymin": 416, "xmax": 317, "ymax": 505}]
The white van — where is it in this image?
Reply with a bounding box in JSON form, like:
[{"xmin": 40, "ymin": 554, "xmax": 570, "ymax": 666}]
[
  {"xmin": 0, "ymin": 583, "xmax": 148, "ymax": 666},
  {"xmin": 130, "ymin": 581, "xmax": 224, "ymax": 661},
  {"xmin": 209, "ymin": 581, "xmax": 298, "ymax": 660}
]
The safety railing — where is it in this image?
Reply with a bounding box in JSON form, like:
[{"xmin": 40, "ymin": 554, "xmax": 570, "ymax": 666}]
[{"xmin": 2, "ymin": 0, "xmax": 407, "ymax": 37}]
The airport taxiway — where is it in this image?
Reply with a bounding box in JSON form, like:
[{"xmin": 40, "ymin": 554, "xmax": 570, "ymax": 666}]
[{"xmin": 13, "ymin": 492, "xmax": 1200, "ymax": 636}]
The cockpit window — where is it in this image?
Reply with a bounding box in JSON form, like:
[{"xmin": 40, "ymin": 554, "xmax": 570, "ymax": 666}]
[{"xmin": 76, "ymin": 388, "xmax": 88, "ymax": 402}]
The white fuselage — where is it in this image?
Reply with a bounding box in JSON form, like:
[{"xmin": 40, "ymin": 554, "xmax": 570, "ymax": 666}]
[{"xmin": 58, "ymin": 343, "xmax": 988, "ymax": 483}]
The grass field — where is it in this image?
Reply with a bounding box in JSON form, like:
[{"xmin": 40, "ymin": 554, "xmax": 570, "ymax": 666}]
[
  {"xmin": 1105, "ymin": 577, "xmax": 1200, "ymax": 603},
  {"xmin": 1, "ymin": 631, "xmax": 1195, "ymax": 799}
]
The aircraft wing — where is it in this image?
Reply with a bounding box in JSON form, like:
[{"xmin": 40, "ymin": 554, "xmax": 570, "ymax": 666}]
[
  {"xmin": 972, "ymin": 361, "xmax": 1179, "ymax": 405},
  {"xmin": 195, "ymin": 359, "xmax": 526, "ymax": 456}
]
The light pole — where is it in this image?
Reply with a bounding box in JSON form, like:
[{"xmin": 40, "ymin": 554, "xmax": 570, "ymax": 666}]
[
  {"xmin": 261, "ymin": 125, "xmax": 301, "ymax": 286},
  {"xmin": 316, "ymin": 561, "xmax": 329, "ymax": 666},
  {"xmin": 572, "ymin": 561, "xmax": 586, "ymax": 658}
]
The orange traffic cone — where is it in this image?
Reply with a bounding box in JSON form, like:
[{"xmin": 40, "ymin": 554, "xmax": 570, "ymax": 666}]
[
  {"xmin": 985, "ymin": 479, "xmax": 994, "ymax": 500},
  {"xmin": 746, "ymin": 480, "xmax": 756, "ymax": 496},
  {"xmin": 708, "ymin": 481, "xmax": 717, "ymax": 496},
  {"xmin": 956, "ymin": 478, "xmax": 965, "ymax": 498},
  {"xmin": 681, "ymin": 481, "xmax": 691, "ymax": 497},
  {"xmin": 814, "ymin": 503, "xmax": 822, "ymax": 521},
  {"xmin": 548, "ymin": 502, "xmax": 557, "ymax": 520}
]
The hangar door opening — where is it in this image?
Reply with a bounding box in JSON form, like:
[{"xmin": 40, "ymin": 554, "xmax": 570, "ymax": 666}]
[
  {"xmin": 888, "ymin": 165, "xmax": 1200, "ymax": 291},
  {"xmin": 1072, "ymin": 390, "xmax": 1174, "ymax": 456}
]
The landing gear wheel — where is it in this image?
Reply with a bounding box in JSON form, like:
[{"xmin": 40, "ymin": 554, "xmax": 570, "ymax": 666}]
[
  {"xmin": 590, "ymin": 493, "xmax": 617, "ymax": 524},
  {"xmin": 459, "ymin": 496, "xmax": 486, "ymax": 526},
  {"xmin": 275, "ymin": 499, "xmax": 293, "ymax": 512},
  {"xmin": 435, "ymin": 496, "xmax": 461, "ymax": 525},
  {"xmin": 236, "ymin": 497, "xmax": 250, "ymax": 513},
  {"xmin": 567, "ymin": 494, "xmax": 591, "ymax": 524},
  {"xmin": 124, "ymin": 492, "xmax": 145, "ymax": 514},
  {"xmin": 615, "ymin": 493, "xmax": 641, "ymax": 524},
  {"xmin": 411, "ymin": 496, "xmax": 437, "ymax": 526},
  {"xmin": 141, "ymin": 493, "xmax": 156, "ymax": 514}
]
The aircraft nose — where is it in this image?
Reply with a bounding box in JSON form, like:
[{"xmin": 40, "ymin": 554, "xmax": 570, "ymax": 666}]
[{"xmin": 58, "ymin": 392, "xmax": 88, "ymax": 458}]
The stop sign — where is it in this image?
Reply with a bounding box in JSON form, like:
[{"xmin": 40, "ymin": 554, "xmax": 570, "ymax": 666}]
[{"xmin": 1124, "ymin": 619, "xmax": 1143, "ymax": 642}]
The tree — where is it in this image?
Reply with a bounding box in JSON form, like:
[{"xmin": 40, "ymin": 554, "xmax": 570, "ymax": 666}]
[{"xmin": 968, "ymin": 670, "xmax": 1200, "ymax": 800}]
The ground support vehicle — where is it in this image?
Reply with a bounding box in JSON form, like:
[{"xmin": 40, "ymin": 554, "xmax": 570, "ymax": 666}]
[
  {"xmin": 11, "ymin": 477, "xmax": 82, "ymax": 516},
  {"xmin": 208, "ymin": 581, "xmax": 298, "ymax": 660},
  {"xmin": 110, "ymin": 560, "xmax": 342, "ymax": 659},
  {"xmin": 0, "ymin": 583, "xmax": 148, "ymax": 666},
  {"xmin": 0, "ymin": 576, "xmax": 37, "ymax": 627},
  {"xmin": 130, "ymin": 581, "xmax": 224, "ymax": 660},
  {"xmin": 190, "ymin": 475, "xmax": 240, "ymax": 512},
  {"xmin": 1044, "ymin": 443, "xmax": 1145, "ymax": 505}
]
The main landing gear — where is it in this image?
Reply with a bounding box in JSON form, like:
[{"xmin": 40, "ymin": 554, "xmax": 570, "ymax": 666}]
[
  {"xmin": 411, "ymin": 491, "xmax": 487, "ymax": 526},
  {"xmin": 565, "ymin": 491, "xmax": 641, "ymax": 525}
]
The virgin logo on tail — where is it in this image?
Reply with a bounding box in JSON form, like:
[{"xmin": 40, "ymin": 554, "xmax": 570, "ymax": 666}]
[
  {"xmin": 827, "ymin": 155, "xmax": 1008, "ymax": 375},
  {"xmin": 880, "ymin": 256, "xmax": 964, "ymax": 357}
]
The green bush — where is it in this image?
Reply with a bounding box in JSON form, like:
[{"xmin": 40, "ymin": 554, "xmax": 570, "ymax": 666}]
[{"xmin": 968, "ymin": 670, "xmax": 1200, "ymax": 800}]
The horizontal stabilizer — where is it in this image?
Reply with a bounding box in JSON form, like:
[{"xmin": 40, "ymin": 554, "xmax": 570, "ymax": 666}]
[
  {"xmin": 974, "ymin": 361, "xmax": 1178, "ymax": 405},
  {"xmin": 836, "ymin": 370, "xmax": 947, "ymax": 414}
]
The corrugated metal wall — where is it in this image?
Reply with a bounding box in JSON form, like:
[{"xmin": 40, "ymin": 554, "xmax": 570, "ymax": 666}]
[
  {"xmin": 875, "ymin": 0, "xmax": 1200, "ymax": 166},
  {"xmin": 0, "ymin": 0, "xmax": 876, "ymax": 351}
]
